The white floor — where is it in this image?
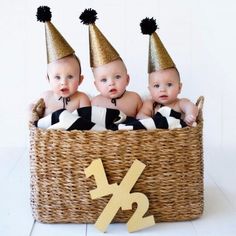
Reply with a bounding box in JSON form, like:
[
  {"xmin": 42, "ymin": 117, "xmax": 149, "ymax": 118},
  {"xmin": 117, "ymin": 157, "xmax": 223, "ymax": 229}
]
[{"xmin": 0, "ymin": 147, "xmax": 236, "ymax": 236}]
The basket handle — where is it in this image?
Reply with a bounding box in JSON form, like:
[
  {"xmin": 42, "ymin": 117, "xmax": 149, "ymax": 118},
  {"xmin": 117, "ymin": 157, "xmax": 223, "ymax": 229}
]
[
  {"xmin": 196, "ymin": 96, "xmax": 204, "ymax": 112},
  {"xmin": 30, "ymin": 98, "xmax": 45, "ymax": 124}
]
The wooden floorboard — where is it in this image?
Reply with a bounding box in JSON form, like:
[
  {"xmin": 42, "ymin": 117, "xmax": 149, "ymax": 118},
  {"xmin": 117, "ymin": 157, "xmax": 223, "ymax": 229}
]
[{"xmin": 0, "ymin": 148, "xmax": 34, "ymax": 236}]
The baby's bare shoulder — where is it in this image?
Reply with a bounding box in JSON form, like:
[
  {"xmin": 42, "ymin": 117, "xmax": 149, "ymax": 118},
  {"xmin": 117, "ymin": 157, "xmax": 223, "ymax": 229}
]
[
  {"xmin": 142, "ymin": 98, "xmax": 153, "ymax": 105},
  {"xmin": 126, "ymin": 90, "xmax": 141, "ymax": 97},
  {"xmin": 179, "ymin": 97, "xmax": 191, "ymax": 103},
  {"xmin": 178, "ymin": 98, "xmax": 195, "ymax": 107},
  {"xmin": 126, "ymin": 91, "xmax": 142, "ymax": 101},
  {"xmin": 91, "ymin": 94, "xmax": 102, "ymax": 102},
  {"xmin": 77, "ymin": 91, "xmax": 90, "ymax": 99},
  {"xmin": 75, "ymin": 91, "xmax": 91, "ymax": 106}
]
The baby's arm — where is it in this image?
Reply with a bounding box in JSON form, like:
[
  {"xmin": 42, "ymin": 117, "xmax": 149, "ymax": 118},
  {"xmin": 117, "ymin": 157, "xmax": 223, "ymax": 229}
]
[
  {"xmin": 136, "ymin": 100, "xmax": 153, "ymax": 119},
  {"xmin": 179, "ymin": 98, "xmax": 198, "ymax": 126},
  {"xmin": 28, "ymin": 102, "xmax": 37, "ymax": 122}
]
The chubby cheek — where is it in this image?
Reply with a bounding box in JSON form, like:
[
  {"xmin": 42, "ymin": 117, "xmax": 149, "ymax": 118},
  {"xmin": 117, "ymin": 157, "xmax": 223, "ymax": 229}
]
[
  {"xmin": 149, "ymin": 88, "xmax": 158, "ymax": 98},
  {"xmin": 172, "ymin": 89, "xmax": 180, "ymax": 97},
  {"xmin": 50, "ymin": 81, "xmax": 60, "ymax": 91},
  {"xmin": 121, "ymin": 82, "xmax": 128, "ymax": 90},
  {"xmin": 97, "ymin": 83, "xmax": 108, "ymax": 92},
  {"xmin": 52, "ymin": 86, "xmax": 61, "ymax": 96},
  {"xmin": 99, "ymin": 85, "xmax": 110, "ymax": 97},
  {"xmin": 73, "ymin": 81, "xmax": 80, "ymax": 89}
]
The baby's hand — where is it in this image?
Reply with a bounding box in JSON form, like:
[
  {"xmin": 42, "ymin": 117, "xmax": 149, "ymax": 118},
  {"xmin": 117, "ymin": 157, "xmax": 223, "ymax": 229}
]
[{"xmin": 184, "ymin": 114, "xmax": 196, "ymax": 126}]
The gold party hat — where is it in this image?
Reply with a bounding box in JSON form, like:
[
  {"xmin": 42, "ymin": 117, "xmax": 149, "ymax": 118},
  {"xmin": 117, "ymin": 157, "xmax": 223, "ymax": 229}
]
[
  {"xmin": 80, "ymin": 8, "xmax": 121, "ymax": 68},
  {"xmin": 140, "ymin": 17, "xmax": 175, "ymax": 73},
  {"xmin": 37, "ymin": 6, "xmax": 74, "ymax": 64}
]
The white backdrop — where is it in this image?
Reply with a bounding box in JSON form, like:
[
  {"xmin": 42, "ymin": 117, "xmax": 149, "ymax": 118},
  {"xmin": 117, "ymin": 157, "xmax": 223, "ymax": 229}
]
[{"xmin": 1, "ymin": 0, "xmax": 236, "ymax": 151}]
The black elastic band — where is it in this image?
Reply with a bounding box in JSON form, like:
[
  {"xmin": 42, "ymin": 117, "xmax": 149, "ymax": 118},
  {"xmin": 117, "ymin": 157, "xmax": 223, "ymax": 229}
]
[
  {"xmin": 59, "ymin": 96, "xmax": 70, "ymax": 109},
  {"xmin": 153, "ymin": 102, "xmax": 164, "ymax": 112},
  {"xmin": 111, "ymin": 90, "xmax": 126, "ymax": 106}
]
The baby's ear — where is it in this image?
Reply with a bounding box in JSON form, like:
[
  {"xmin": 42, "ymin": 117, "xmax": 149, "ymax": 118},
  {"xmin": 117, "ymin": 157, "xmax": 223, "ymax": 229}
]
[
  {"xmin": 79, "ymin": 75, "xmax": 84, "ymax": 85},
  {"xmin": 126, "ymin": 74, "xmax": 130, "ymax": 85},
  {"xmin": 179, "ymin": 82, "xmax": 182, "ymax": 93}
]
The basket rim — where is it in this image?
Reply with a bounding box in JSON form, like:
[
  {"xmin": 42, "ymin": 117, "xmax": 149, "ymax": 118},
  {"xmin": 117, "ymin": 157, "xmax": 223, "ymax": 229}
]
[{"xmin": 29, "ymin": 96, "xmax": 204, "ymax": 134}]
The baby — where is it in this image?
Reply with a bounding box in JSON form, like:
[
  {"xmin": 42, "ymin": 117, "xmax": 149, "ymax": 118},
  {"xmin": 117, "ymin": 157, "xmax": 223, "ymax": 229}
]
[
  {"xmin": 80, "ymin": 8, "xmax": 142, "ymax": 117},
  {"xmin": 29, "ymin": 6, "xmax": 90, "ymax": 122},
  {"xmin": 137, "ymin": 67, "xmax": 198, "ymax": 126},
  {"xmin": 30, "ymin": 55, "xmax": 90, "ymax": 117},
  {"xmin": 91, "ymin": 59, "xmax": 142, "ymax": 117},
  {"xmin": 136, "ymin": 17, "xmax": 198, "ymax": 126}
]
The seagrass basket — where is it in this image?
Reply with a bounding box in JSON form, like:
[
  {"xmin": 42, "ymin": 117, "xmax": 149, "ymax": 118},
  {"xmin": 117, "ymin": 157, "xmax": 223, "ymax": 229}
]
[{"xmin": 29, "ymin": 96, "xmax": 204, "ymax": 223}]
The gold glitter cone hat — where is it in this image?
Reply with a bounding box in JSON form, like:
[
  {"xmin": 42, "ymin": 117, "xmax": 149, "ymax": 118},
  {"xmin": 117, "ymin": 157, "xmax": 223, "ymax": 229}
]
[
  {"xmin": 140, "ymin": 17, "xmax": 175, "ymax": 73},
  {"xmin": 79, "ymin": 8, "xmax": 121, "ymax": 68},
  {"xmin": 36, "ymin": 6, "xmax": 74, "ymax": 64}
]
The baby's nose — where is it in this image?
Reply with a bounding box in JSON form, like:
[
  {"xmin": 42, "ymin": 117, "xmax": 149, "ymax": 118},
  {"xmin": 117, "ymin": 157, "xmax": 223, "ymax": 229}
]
[
  {"xmin": 109, "ymin": 79, "xmax": 115, "ymax": 86},
  {"xmin": 159, "ymin": 85, "xmax": 166, "ymax": 91},
  {"xmin": 60, "ymin": 78, "xmax": 67, "ymax": 85}
]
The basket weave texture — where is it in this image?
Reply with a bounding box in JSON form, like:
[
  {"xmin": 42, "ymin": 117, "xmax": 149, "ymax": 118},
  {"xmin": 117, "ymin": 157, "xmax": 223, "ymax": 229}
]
[{"xmin": 29, "ymin": 96, "xmax": 204, "ymax": 223}]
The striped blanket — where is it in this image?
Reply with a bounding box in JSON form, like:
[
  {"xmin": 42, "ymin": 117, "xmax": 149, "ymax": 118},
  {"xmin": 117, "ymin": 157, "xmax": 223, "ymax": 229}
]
[{"xmin": 36, "ymin": 106, "xmax": 187, "ymax": 131}]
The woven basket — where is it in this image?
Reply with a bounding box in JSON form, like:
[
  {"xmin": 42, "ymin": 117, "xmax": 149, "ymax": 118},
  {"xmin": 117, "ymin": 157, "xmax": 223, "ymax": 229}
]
[{"xmin": 29, "ymin": 96, "xmax": 204, "ymax": 223}]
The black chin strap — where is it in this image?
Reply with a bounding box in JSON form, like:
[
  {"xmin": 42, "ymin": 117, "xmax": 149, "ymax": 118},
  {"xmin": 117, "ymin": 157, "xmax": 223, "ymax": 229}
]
[
  {"xmin": 153, "ymin": 102, "xmax": 164, "ymax": 111},
  {"xmin": 59, "ymin": 96, "xmax": 70, "ymax": 109},
  {"xmin": 111, "ymin": 90, "xmax": 126, "ymax": 106}
]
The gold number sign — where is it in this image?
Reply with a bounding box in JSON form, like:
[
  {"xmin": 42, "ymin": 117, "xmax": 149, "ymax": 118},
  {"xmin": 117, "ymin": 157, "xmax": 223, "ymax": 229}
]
[{"xmin": 84, "ymin": 159, "xmax": 155, "ymax": 232}]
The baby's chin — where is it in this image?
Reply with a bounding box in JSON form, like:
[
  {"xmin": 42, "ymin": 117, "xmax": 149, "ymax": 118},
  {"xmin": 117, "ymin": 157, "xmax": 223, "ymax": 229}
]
[
  {"xmin": 57, "ymin": 91, "xmax": 77, "ymax": 98},
  {"xmin": 109, "ymin": 92, "xmax": 125, "ymax": 99},
  {"xmin": 156, "ymin": 98, "xmax": 176, "ymax": 106}
]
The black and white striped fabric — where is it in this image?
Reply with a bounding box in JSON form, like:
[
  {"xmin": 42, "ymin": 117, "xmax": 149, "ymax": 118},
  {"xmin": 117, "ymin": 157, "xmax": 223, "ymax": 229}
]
[
  {"xmin": 36, "ymin": 106, "xmax": 187, "ymax": 131},
  {"xmin": 119, "ymin": 106, "xmax": 187, "ymax": 130},
  {"xmin": 36, "ymin": 106, "xmax": 127, "ymax": 131}
]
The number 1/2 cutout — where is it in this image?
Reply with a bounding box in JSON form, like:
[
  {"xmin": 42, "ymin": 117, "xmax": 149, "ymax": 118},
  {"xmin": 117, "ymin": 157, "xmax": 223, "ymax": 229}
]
[{"xmin": 84, "ymin": 159, "xmax": 155, "ymax": 232}]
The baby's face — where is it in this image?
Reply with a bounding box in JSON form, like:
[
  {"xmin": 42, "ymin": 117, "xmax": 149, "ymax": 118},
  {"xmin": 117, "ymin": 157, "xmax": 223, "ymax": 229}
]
[
  {"xmin": 93, "ymin": 59, "xmax": 129, "ymax": 99},
  {"xmin": 47, "ymin": 55, "xmax": 82, "ymax": 98},
  {"xmin": 148, "ymin": 67, "xmax": 182, "ymax": 105}
]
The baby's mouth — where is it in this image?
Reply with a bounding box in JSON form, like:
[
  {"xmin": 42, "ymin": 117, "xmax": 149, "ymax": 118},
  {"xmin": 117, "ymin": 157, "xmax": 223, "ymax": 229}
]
[
  {"xmin": 109, "ymin": 89, "xmax": 117, "ymax": 93},
  {"xmin": 61, "ymin": 88, "xmax": 69, "ymax": 92},
  {"xmin": 160, "ymin": 95, "xmax": 168, "ymax": 98}
]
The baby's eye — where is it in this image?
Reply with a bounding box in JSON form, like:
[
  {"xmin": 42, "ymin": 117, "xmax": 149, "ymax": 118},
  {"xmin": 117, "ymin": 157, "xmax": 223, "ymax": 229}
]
[
  {"xmin": 67, "ymin": 75, "xmax": 73, "ymax": 79},
  {"xmin": 167, "ymin": 83, "xmax": 173, "ymax": 87},
  {"xmin": 101, "ymin": 78, "xmax": 107, "ymax": 83},
  {"xmin": 154, "ymin": 84, "xmax": 159, "ymax": 88},
  {"xmin": 55, "ymin": 75, "xmax": 60, "ymax": 80},
  {"xmin": 115, "ymin": 75, "xmax": 121, "ymax": 79}
]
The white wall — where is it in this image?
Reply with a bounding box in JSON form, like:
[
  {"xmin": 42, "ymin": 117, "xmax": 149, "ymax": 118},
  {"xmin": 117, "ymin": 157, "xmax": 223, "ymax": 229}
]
[{"xmin": 1, "ymin": 0, "xmax": 236, "ymax": 151}]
